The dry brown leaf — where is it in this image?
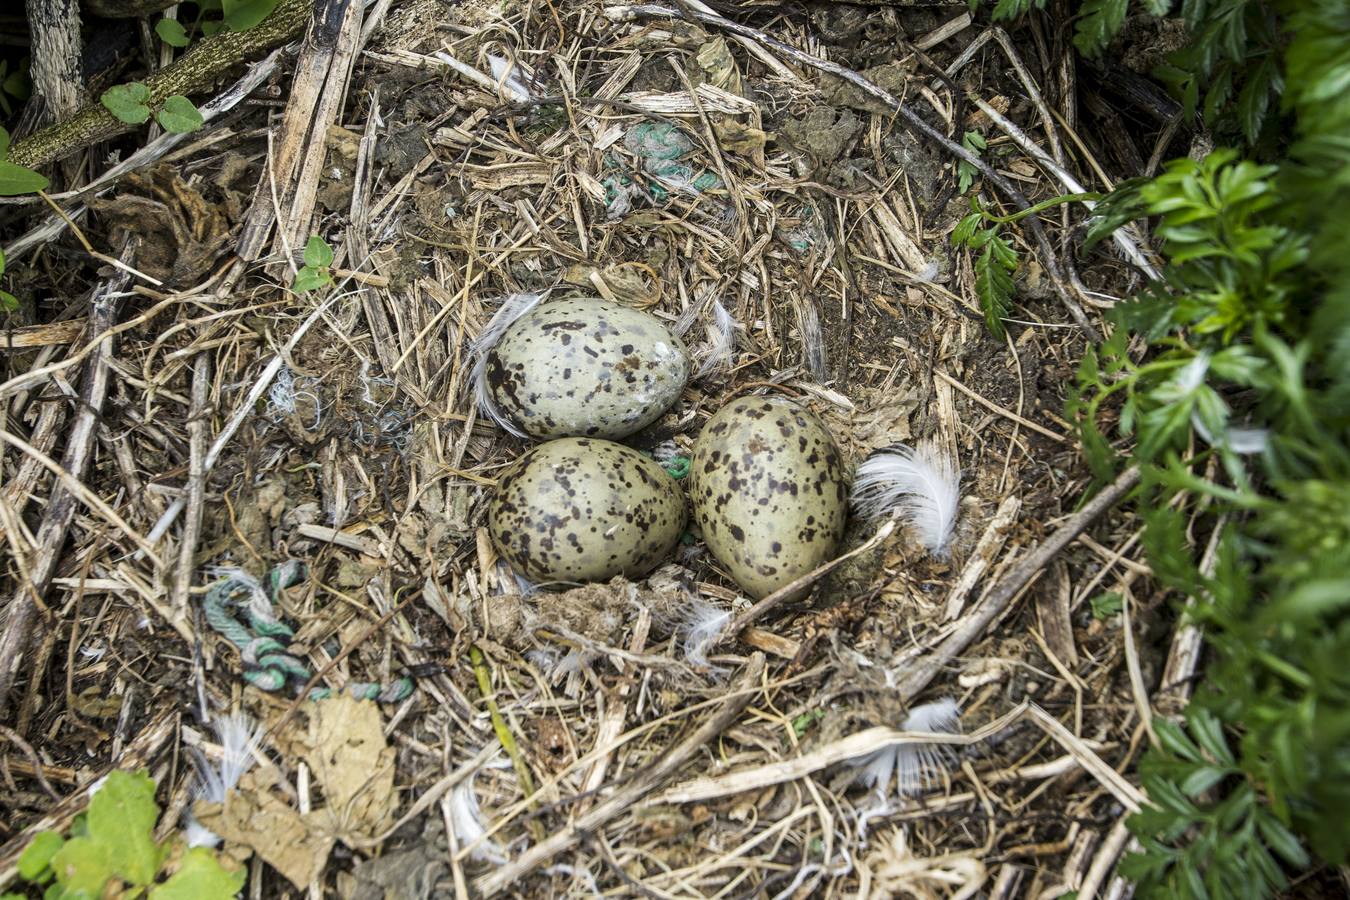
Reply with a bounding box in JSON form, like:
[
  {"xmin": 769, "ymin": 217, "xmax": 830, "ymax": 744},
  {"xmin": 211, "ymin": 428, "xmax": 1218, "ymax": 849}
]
[
  {"xmin": 302, "ymin": 695, "xmax": 397, "ymax": 840},
  {"xmin": 196, "ymin": 772, "xmax": 336, "ymax": 890}
]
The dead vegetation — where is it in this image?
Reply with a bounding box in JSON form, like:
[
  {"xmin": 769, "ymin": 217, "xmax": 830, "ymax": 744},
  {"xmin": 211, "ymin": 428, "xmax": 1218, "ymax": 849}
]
[{"xmin": 1, "ymin": 0, "xmax": 1194, "ymax": 895}]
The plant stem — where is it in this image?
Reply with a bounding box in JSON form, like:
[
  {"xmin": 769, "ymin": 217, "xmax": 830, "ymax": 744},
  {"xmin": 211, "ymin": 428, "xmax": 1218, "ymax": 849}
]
[{"xmin": 9, "ymin": 0, "xmax": 311, "ymax": 169}]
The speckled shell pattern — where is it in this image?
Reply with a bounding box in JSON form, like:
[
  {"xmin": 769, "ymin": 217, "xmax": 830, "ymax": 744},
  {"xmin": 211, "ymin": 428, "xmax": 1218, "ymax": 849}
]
[
  {"xmin": 485, "ymin": 297, "xmax": 691, "ymax": 440},
  {"xmin": 488, "ymin": 438, "xmax": 687, "ymax": 585},
  {"xmin": 690, "ymin": 396, "xmax": 848, "ymax": 599}
]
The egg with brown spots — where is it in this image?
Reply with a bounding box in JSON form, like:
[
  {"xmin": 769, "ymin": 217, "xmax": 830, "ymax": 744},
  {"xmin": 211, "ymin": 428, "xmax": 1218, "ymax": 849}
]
[
  {"xmin": 690, "ymin": 396, "xmax": 848, "ymax": 599},
  {"xmin": 484, "ymin": 297, "xmax": 690, "ymax": 440},
  {"xmin": 488, "ymin": 438, "xmax": 687, "ymax": 585}
]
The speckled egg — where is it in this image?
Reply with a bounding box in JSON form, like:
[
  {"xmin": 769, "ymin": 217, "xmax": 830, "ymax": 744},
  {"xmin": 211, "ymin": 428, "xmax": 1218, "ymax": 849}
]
[
  {"xmin": 488, "ymin": 438, "xmax": 687, "ymax": 585},
  {"xmin": 484, "ymin": 297, "xmax": 690, "ymax": 440},
  {"xmin": 690, "ymin": 396, "xmax": 848, "ymax": 599}
]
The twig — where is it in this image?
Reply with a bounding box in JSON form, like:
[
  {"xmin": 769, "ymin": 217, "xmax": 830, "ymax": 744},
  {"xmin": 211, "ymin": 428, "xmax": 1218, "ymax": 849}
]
[
  {"xmin": 896, "ymin": 465, "xmax": 1141, "ymax": 699},
  {"xmin": 0, "ymin": 238, "xmax": 139, "ymax": 715},
  {"xmin": 171, "ymin": 353, "xmax": 212, "ymax": 622},
  {"xmin": 475, "ymin": 653, "xmax": 766, "ymax": 896},
  {"xmin": 605, "ymin": 3, "xmax": 1101, "ymax": 340},
  {"xmin": 969, "ymin": 96, "xmax": 1160, "ymax": 280}
]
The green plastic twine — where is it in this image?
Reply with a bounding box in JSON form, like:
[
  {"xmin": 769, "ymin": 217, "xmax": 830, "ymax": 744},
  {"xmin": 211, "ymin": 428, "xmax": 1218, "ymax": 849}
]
[{"xmin": 202, "ymin": 563, "xmax": 413, "ymax": 703}]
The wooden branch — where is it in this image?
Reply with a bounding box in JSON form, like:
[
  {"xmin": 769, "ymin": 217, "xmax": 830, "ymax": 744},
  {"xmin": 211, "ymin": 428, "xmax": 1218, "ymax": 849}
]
[
  {"xmin": 0, "ymin": 238, "xmax": 138, "ymax": 716},
  {"xmin": 8, "ymin": 0, "xmax": 312, "ymax": 169},
  {"xmin": 26, "ymin": 0, "xmax": 85, "ymax": 125}
]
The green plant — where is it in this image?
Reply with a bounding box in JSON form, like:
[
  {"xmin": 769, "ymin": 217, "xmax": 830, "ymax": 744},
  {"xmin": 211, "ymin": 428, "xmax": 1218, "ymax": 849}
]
[
  {"xmin": 956, "ymin": 130, "xmax": 986, "ymax": 194},
  {"xmin": 0, "ymin": 57, "xmax": 31, "ymax": 116},
  {"xmin": 100, "ymin": 83, "xmax": 204, "ymax": 134},
  {"xmin": 0, "ymin": 127, "xmax": 48, "ymax": 196},
  {"xmin": 292, "ymin": 236, "xmax": 334, "ymax": 293},
  {"xmin": 1067, "ymin": 0, "xmax": 1350, "ymax": 892},
  {"xmin": 8, "ymin": 770, "xmax": 244, "ymax": 899},
  {"xmin": 951, "ymin": 192, "xmax": 1096, "ymax": 339}
]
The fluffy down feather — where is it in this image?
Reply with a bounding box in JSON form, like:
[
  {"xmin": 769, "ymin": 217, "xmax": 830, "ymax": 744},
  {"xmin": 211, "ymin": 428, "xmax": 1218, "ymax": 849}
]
[{"xmin": 851, "ymin": 443, "xmax": 960, "ymax": 556}]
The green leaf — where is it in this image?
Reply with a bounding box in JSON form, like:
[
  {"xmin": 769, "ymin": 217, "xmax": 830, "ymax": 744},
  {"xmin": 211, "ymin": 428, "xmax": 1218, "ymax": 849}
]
[
  {"xmin": 1090, "ymin": 592, "xmax": 1124, "ymax": 619},
  {"xmin": 101, "ymin": 82, "xmax": 152, "ymax": 125},
  {"xmin": 951, "ymin": 212, "xmax": 982, "ymax": 246},
  {"xmin": 202, "ymin": 19, "xmax": 225, "ymax": 35},
  {"xmin": 292, "ymin": 266, "xmax": 331, "ymax": 293},
  {"xmin": 1257, "ymin": 814, "xmax": 1310, "ymax": 868},
  {"xmin": 1073, "ymin": 0, "xmax": 1129, "ymax": 56},
  {"xmin": 973, "ymin": 235, "xmax": 1015, "ymax": 339},
  {"xmin": 2, "ymin": 60, "xmax": 31, "ymax": 101},
  {"xmin": 50, "ymin": 837, "xmax": 113, "ymax": 898},
  {"xmin": 19, "ymin": 831, "xmax": 64, "ymax": 882},
  {"xmin": 86, "ymin": 770, "xmax": 161, "ymax": 886},
  {"xmin": 0, "ymin": 160, "xmax": 50, "ymax": 196},
  {"xmin": 0, "ymin": 125, "xmax": 9, "ymax": 158},
  {"xmin": 302, "ymin": 235, "xmax": 334, "ymax": 268},
  {"xmin": 0, "ymin": 290, "xmax": 18, "ymax": 313},
  {"xmin": 155, "ymin": 18, "xmax": 190, "ymax": 47},
  {"xmin": 149, "ymin": 848, "xmax": 246, "ymax": 900},
  {"xmin": 222, "ymin": 0, "xmax": 279, "ymax": 32},
  {"xmin": 155, "ymin": 96, "xmax": 204, "ymax": 134}
]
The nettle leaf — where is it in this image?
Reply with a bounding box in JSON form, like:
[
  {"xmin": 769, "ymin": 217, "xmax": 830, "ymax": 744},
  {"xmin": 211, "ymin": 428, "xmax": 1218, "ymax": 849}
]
[
  {"xmin": 87, "ymin": 770, "xmax": 161, "ymax": 886},
  {"xmin": 156, "ymin": 96, "xmax": 204, "ymax": 133},
  {"xmin": 222, "ymin": 0, "xmax": 279, "ymax": 32},
  {"xmin": 149, "ymin": 848, "xmax": 246, "ymax": 900},
  {"xmin": 155, "ymin": 18, "xmax": 190, "ymax": 47},
  {"xmin": 1073, "ymin": 0, "xmax": 1129, "ymax": 56},
  {"xmin": 303, "ymin": 235, "xmax": 334, "ymax": 268},
  {"xmin": 18, "ymin": 831, "xmax": 63, "ymax": 882}
]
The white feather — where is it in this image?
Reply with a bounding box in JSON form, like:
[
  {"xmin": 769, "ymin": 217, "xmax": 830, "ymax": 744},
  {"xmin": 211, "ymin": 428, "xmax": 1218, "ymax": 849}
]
[
  {"xmin": 469, "ymin": 292, "xmax": 544, "ymax": 438},
  {"xmin": 679, "ymin": 600, "xmax": 731, "ymax": 671},
  {"xmin": 846, "ymin": 698, "xmax": 962, "ymax": 799},
  {"xmin": 192, "ymin": 712, "xmax": 263, "ymax": 804},
  {"xmin": 448, "ymin": 765, "xmax": 508, "ymax": 864},
  {"xmin": 184, "ymin": 712, "xmax": 262, "ymax": 849},
  {"xmin": 485, "ymin": 54, "xmax": 533, "ymax": 101},
  {"xmin": 694, "ymin": 300, "xmax": 737, "ymax": 380},
  {"xmin": 851, "ymin": 443, "xmax": 960, "ymax": 556}
]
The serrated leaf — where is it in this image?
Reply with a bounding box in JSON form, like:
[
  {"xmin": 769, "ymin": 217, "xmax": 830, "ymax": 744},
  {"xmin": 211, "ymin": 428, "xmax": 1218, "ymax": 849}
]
[
  {"xmin": 222, "ymin": 0, "xmax": 279, "ymax": 32},
  {"xmin": 974, "ymin": 241, "xmax": 1014, "ymax": 339},
  {"xmin": 18, "ymin": 831, "xmax": 64, "ymax": 881},
  {"xmin": 155, "ymin": 18, "xmax": 190, "ymax": 47},
  {"xmin": 156, "ymin": 96, "xmax": 203, "ymax": 134},
  {"xmin": 951, "ymin": 213, "xmax": 981, "ymax": 245},
  {"xmin": 101, "ymin": 82, "xmax": 152, "ymax": 124},
  {"xmin": 87, "ymin": 770, "xmax": 160, "ymax": 886},
  {"xmin": 1073, "ymin": 0, "xmax": 1129, "ymax": 56},
  {"xmin": 302, "ymin": 235, "xmax": 333, "ymax": 268},
  {"xmin": 292, "ymin": 266, "xmax": 331, "ymax": 293},
  {"xmin": 149, "ymin": 848, "xmax": 246, "ymax": 900}
]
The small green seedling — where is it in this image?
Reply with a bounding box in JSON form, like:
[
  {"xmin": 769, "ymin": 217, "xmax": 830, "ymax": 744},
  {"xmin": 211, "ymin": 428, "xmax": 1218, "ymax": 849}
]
[
  {"xmin": 956, "ymin": 131, "xmax": 986, "ymax": 195},
  {"xmin": 1090, "ymin": 591, "xmax": 1124, "ymax": 619},
  {"xmin": 7, "ymin": 769, "xmax": 244, "ymax": 900},
  {"xmin": 292, "ymin": 236, "xmax": 334, "ymax": 293},
  {"xmin": 101, "ymin": 83, "xmax": 204, "ymax": 134},
  {"xmin": 950, "ymin": 191, "xmax": 1097, "ymax": 340}
]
